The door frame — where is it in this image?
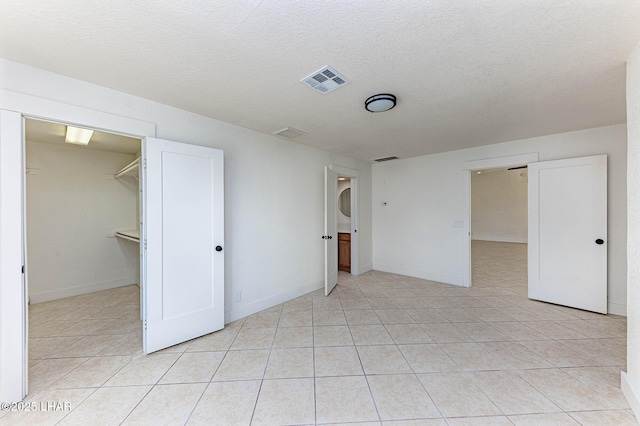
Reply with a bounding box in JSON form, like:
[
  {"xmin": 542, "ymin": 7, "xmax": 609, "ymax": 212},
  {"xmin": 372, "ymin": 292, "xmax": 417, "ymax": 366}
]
[
  {"xmin": 461, "ymin": 153, "xmax": 539, "ymax": 287},
  {"xmin": 0, "ymin": 90, "xmax": 155, "ymax": 402},
  {"xmin": 330, "ymin": 164, "xmax": 360, "ymax": 275}
]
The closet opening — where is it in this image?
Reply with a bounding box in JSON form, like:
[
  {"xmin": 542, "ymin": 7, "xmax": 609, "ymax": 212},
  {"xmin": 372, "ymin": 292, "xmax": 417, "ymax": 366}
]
[
  {"xmin": 25, "ymin": 117, "xmax": 144, "ymax": 368},
  {"xmin": 470, "ymin": 166, "xmax": 528, "ymax": 293}
]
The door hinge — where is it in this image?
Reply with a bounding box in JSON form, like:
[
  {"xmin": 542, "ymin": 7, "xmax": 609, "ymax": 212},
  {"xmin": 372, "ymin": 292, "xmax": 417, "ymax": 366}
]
[
  {"xmin": 144, "ymin": 320, "xmax": 147, "ymax": 330},
  {"xmin": 21, "ymin": 265, "xmax": 24, "ymax": 274},
  {"xmin": 144, "ymin": 239, "xmax": 147, "ymax": 250},
  {"xmin": 143, "ymin": 158, "xmax": 147, "ymax": 169}
]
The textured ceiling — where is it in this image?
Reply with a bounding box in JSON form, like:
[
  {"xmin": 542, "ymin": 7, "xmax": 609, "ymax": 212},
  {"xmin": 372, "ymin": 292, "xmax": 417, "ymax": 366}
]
[{"xmin": 1, "ymin": 1, "xmax": 639, "ymax": 161}]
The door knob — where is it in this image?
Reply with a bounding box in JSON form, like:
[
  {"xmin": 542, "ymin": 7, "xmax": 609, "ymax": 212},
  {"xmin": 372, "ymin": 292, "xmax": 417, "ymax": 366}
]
[
  {"xmin": 215, "ymin": 245, "xmax": 223, "ymax": 252},
  {"xmin": 328, "ymin": 235, "xmax": 332, "ymax": 239},
  {"xmin": 595, "ymin": 239, "xmax": 604, "ymax": 245}
]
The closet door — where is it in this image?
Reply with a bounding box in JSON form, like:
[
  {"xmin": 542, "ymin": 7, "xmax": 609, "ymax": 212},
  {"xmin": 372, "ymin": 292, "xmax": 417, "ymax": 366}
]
[{"xmin": 142, "ymin": 137, "xmax": 224, "ymax": 353}]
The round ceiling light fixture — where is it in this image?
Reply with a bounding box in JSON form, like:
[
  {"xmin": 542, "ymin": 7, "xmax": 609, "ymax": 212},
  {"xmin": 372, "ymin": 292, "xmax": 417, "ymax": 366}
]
[{"xmin": 365, "ymin": 93, "xmax": 397, "ymax": 113}]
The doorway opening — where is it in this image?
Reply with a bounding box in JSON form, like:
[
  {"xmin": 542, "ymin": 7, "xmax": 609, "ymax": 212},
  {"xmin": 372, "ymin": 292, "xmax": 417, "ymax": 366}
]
[
  {"xmin": 337, "ymin": 177, "xmax": 352, "ymax": 273},
  {"xmin": 24, "ymin": 118, "xmax": 143, "ymax": 384},
  {"xmin": 324, "ymin": 165, "xmax": 359, "ymax": 297},
  {"xmin": 0, "ymin": 103, "xmax": 155, "ymax": 402},
  {"xmin": 470, "ymin": 165, "xmax": 528, "ymax": 294}
]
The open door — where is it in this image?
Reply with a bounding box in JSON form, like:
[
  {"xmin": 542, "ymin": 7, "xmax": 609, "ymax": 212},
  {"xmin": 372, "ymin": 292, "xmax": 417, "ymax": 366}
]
[
  {"xmin": 0, "ymin": 109, "xmax": 27, "ymax": 402},
  {"xmin": 324, "ymin": 167, "xmax": 338, "ymax": 296},
  {"xmin": 528, "ymin": 154, "xmax": 607, "ymax": 313},
  {"xmin": 142, "ymin": 137, "xmax": 225, "ymax": 353}
]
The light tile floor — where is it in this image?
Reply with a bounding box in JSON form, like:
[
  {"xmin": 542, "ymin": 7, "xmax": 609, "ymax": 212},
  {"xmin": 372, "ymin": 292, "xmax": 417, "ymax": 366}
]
[{"xmin": 2, "ymin": 241, "xmax": 636, "ymax": 425}]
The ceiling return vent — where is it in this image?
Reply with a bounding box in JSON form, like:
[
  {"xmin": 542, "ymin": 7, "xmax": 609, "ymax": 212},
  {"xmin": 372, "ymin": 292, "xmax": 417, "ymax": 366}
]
[
  {"xmin": 373, "ymin": 156, "xmax": 399, "ymax": 162},
  {"xmin": 300, "ymin": 65, "xmax": 349, "ymax": 94},
  {"xmin": 273, "ymin": 127, "xmax": 307, "ymax": 138}
]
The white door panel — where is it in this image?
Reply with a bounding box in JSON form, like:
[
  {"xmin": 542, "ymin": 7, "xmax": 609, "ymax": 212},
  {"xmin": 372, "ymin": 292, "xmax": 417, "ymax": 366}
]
[
  {"xmin": 143, "ymin": 137, "xmax": 224, "ymax": 353},
  {"xmin": 528, "ymin": 155, "xmax": 607, "ymax": 313},
  {"xmin": 0, "ymin": 109, "xmax": 27, "ymax": 402},
  {"xmin": 325, "ymin": 167, "xmax": 338, "ymax": 296}
]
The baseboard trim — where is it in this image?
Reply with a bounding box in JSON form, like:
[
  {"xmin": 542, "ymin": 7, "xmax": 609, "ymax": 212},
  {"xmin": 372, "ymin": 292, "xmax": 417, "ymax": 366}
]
[
  {"xmin": 608, "ymin": 301, "xmax": 627, "ymax": 316},
  {"xmin": 372, "ymin": 262, "xmax": 464, "ymax": 286},
  {"xmin": 30, "ymin": 278, "xmax": 138, "ymax": 304},
  {"xmin": 622, "ymin": 371, "xmax": 640, "ymax": 419},
  {"xmin": 224, "ymin": 280, "xmax": 323, "ymax": 324}
]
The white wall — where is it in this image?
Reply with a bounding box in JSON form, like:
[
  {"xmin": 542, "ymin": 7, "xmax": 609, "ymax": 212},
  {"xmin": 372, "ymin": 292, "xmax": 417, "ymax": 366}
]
[
  {"xmin": 0, "ymin": 59, "xmax": 373, "ymax": 323},
  {"xmin": 26, "ymin": 140, "xmax": 139, "ymax": 302},
  {"xmin": 471, "ymin": 168, "xmax": 528, "ymax": 243},
  {"xmin": 373, "ymin": 124, "xmax": 627, "ymax": 315},
  {"xmin": 337, "ymin": 179, "xmax": 351, "ymax": 233},
  {"xmin": 623, "ymin": 40, "xmax": 640, "ymax": 418}
]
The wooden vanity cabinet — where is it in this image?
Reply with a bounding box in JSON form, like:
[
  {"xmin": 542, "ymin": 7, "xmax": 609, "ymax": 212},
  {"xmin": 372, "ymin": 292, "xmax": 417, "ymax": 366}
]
[{"xmin": 338, "ymin": 233, "xmax": 351, "ymax": 272}]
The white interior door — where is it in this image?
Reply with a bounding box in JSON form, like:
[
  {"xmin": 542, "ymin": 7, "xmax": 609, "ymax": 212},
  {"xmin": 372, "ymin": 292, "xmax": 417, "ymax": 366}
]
[
  {"xmin": 528, "ymin": 154, "xmax": 607, "ymax": 313},
  {"xmin": 143, "ymin": 137, "xmax": 224, "ymax": 353},
  {"xmin": 0, "ymin": 109, "xmax": 27, "ymax": 402},
  {"xmin": 324, "ymin": 167, "xmax": 338, "ymax": 296}
]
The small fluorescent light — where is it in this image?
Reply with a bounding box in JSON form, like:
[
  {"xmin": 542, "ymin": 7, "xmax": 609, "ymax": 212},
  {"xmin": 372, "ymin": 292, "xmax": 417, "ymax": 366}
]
[
  {"xmin": 338, "ymin": 177, "xmax": 346, "ymax": 181},
  {"xmin": 65, "ymin": 126, "xmax": 93, "ymax": 145},
  {"xmin": 476, "ymin": 171, "xmax": 482, "ymax": 174}
]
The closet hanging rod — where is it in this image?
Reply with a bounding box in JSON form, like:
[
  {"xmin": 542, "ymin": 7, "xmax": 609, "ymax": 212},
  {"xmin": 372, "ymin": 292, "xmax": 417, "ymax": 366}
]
[
  {"xmin": 114, "ymin": 157, "xmax": 140, "ymax": 179},
  {"xmin": 115, "ymin": 230, "xmax": 140, "ymax": 243}
]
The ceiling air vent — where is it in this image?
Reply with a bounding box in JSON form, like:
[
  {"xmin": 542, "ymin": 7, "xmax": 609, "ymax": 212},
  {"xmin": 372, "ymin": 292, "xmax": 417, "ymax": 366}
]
[
  {"xmin": 273, "ymin": 127, "xmax": 307, "ymax": 138},
  {"xmin": 301, "ymin": 66, "xmax": 349, "ymax": 94},
  {"xmin": 373, "ymin": 156, "xmax": 399, "ymax": 162}
]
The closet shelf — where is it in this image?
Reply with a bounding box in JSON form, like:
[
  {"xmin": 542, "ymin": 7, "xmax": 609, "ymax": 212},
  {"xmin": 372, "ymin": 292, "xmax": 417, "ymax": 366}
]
[
  {"xmin": 115, "ymin": 230, "xmax": 140, "ymax": 243},
  {"xmin": 115, "ymin": 158, "xmax": 140, "ymax": 180}
]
